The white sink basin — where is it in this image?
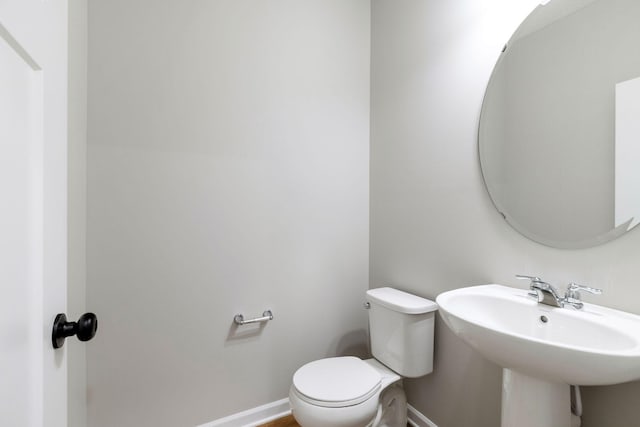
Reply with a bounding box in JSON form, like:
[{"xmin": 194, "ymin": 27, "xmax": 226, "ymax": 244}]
[
  {"xmin": 437, "ymin": 284, "xmax": 640, "ymax": 427},
  {"xmin": 436, "ymin": 284, "xmax": 640, "ymax": 385}
]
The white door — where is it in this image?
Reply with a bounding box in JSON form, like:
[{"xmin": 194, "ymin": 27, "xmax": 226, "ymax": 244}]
[{"xmin": 0, "ymin": 1, "xmax": 69, "ymax": 426}]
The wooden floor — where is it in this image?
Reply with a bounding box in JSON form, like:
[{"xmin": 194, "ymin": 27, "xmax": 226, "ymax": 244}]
[
  {"xmin": 257, "ymin": 414, "xmax": 300, "ymax": 427},
  {"xmin": 257, "ymin": 414, "xmax": 409, "ymax": 427}
]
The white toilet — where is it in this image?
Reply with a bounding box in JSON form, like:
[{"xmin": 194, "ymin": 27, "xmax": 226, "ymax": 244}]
[{"xmin": 289, "ymin": 287, "xmax": 437, "ymax": 427}]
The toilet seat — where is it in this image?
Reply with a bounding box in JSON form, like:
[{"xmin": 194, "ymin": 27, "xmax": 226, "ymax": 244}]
[{"xmin": 292, "ymin": 357, "xmax": 382, "ymax": 408}]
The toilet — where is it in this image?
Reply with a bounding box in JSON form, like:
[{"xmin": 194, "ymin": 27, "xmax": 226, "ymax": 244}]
[{"xmin": 289, "ymin": 287, "xmax": 437, "ymax": 427}]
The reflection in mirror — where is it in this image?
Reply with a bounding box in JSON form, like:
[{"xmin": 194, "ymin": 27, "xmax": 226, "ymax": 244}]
[{"xmin": 479, "ymin": 0, "xmax": 640, "ymax": 248}]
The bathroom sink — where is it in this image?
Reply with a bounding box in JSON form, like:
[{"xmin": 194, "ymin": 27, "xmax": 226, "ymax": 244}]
[{"xmin": 436, "ymin": 284, "xmax": 640, "ymax": 385}]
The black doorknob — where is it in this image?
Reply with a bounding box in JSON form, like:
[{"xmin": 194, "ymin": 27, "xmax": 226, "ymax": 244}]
[{"xmin": 52, "ymin": 312, "xmax": 98, "ymax": 349}]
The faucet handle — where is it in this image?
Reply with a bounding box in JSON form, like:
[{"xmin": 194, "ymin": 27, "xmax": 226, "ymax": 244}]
[
  {"xmin": 516, "ymin": 275, "xmax": 546, "ymax": 301},
  {"xmin": 566, "ymin": 282, "xmax": 602, "ymax": 299},
  {"xmin": 516, "ymin": 274, "xmax": 542, "ymax": 282},
  {"xmin": 516, "ymin": 274, "xmax": 553, "ymax": 290}
]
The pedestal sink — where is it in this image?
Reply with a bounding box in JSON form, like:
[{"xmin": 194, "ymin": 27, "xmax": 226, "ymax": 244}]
[{"xmin": 436, "ymin": 284, "xmax": 640, "ymax": 427}]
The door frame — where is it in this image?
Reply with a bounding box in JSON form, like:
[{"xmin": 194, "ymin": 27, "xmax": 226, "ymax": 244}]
[{"xmin": 0, "ymin": 1, "xmax": 70, "ymax": 426}]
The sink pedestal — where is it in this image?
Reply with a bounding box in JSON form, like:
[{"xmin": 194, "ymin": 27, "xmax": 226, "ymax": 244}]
[{"xmin": 502, "ymin": 369, "xmax": 571, "ymax": 427}]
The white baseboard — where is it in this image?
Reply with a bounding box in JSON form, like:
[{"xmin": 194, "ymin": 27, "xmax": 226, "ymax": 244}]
[
  {"xmin": 198, "ymin": 398, "xmax": 435, "ymax": 427},
  {"xmin": 197, "ymin": 398, "xmax": 291, "ymax": 427},
  {"xmin": 408, "ymin": 403, "xmax": 438, "ymax": 427}
]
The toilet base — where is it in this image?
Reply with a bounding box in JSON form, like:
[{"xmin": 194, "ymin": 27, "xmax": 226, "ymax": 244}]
[{"xmin": 371, "ymin": 383, "xmax": 407, "ymax": 427}]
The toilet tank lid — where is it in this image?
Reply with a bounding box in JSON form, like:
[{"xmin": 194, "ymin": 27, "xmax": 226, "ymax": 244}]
[{"xmin": 366, "ymin": 287, "xmax": 438, "ymax": 314}]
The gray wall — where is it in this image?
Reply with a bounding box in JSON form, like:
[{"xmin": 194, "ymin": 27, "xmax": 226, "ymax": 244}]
[
  {"xmin": 371, "ymin": 0, "xmax": 640, "ymax": 426},
  {"xmin": 86, "ymin": 1, "xmax": 370, "ymax": 426}
]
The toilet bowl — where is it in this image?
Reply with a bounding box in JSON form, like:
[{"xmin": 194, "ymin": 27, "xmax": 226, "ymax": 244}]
[
  {"xmin": 289, "ymin": 357, "xmax": 404, "ymax": 427},
  {"xmin": 290, "ymin": 287, "xmax": 437, "ymax": 427}
]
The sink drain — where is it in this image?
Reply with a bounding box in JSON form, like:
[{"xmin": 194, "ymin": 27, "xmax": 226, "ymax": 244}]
[{"xmin": 540, "ymin": 315, "xmax": 549, "ymax": 323}]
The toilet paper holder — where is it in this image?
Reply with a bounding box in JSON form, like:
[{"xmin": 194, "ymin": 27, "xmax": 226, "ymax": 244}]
[{"xmin": 234, "ymin": 310, "xmax": 273, "ymax": 326}]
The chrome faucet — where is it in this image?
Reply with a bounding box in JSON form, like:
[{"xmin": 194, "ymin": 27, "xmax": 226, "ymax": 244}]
[
  {"xmin": 517, "ymin": 275, "xmax": 564, "ymax": 307},
  {"xmin": 516, "ymin": 275, "xmax": 602, "ymax": 309}
]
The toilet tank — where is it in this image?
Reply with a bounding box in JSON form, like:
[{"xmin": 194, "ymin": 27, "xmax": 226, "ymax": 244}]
[{"xmin": 366, "ymin": 287, "xmax": 438, "ymax": 378}]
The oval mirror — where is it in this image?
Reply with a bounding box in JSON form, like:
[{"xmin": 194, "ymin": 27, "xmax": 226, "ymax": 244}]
[{"xmin": 479, "ymin": 0, "xmax": 640, "ymax": 248}]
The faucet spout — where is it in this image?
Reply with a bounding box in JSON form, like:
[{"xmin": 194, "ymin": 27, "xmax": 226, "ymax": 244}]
[
  {"xmin": 516, "ymin": 275, "xmax": 563, "ymax": 307},
  {"xmin": 530, "ymin": 281, "xmax": 563, "ymax": 307}
]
